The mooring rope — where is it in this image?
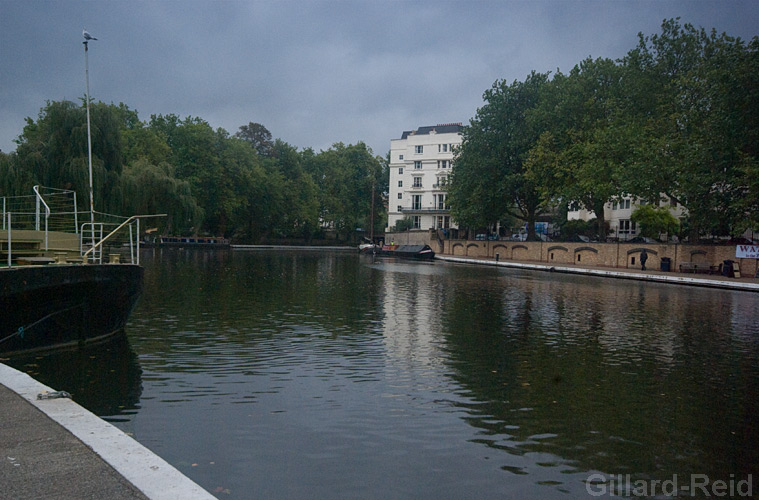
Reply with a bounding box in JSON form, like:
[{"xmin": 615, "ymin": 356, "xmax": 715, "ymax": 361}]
[{"xmin": 0, "ymin": 303, "xmax": 84, "ymax": 346}]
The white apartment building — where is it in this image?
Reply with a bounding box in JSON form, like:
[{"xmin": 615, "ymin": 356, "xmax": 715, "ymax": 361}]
[
  {"xmin": 387, "ymin": 123, "xmax": 463, "ymax": 232},
  {"xmin": 568, "ymin": 196, "xmax": 686, "ymax": 240}
]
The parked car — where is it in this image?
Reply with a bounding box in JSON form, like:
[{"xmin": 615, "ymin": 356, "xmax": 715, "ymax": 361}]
[
  {"xmin": 510, "ymin": 233, "xmax": 527, "ymax": 241},
  {"xmin": 627, "ymin": 236, "xmax": 658, "ymax": 243}
]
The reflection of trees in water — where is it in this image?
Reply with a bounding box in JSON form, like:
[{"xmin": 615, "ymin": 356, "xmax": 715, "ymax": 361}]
[
  {"xmin": 131, "ymin": 249, "xmax": 387, "ymax": 369},
  {"xmin": 439, "ymin": 272, "xmax": 759, "ymax": 479},
  {"xmin": 6, "ymin": 334, "xmax": 142, "ymax": 418}
]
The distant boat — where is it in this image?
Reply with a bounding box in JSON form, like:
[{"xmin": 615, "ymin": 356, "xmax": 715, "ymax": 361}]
[
  {"xmin": 358, "ymin": 243, "xmax": 381, "ymax": 254},
  {"xmin": 153, "ymin": 236, "xmax": 230, "ymax": 248},
  {"xmin": 379, "ymin": 244, "xmax": 435, "ymax": 260}
]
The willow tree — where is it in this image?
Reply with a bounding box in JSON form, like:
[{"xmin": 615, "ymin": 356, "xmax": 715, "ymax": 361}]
[{"xmin": 14, "ymin": 99, "xmax": 124, "ymax": 213}]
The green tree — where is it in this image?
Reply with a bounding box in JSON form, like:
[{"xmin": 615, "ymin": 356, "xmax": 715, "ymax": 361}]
[
  {"xmin": 235, "ymin": 122, "xmax": 274, "ymax": 156},
  {"xmin": 631, "ymin": 204, "xmax": 680, "ymax": 240},
  {"xmin": 449, "ymin": 72, "xmax": 551, "ymax": 240},
  {"xmin": 619, "ymin": 19, "xmax": 757, "ymax": 239},
  {"xmin": 526, "ymin": 58, "xmax": 627, "ymax": 241},
  {"xmin": 307, "ymin": 142, "xmax": 383, "ymax": 242}
]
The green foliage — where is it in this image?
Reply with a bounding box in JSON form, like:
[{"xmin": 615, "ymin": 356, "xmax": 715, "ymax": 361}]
[
  {"xmin": 306, "ymin": 142, "xmax": 385, "ymax": 242},
  {"xmin": 235, "ymin": 122, "xmax": 273, "ymax": 156},
  {"xmin": 558, "ymin": 218, "xmax": 606, "ymax": 241},
  {"xmin": 393, "ymin": 217, "xmax": 414, "ymax": 232},
  {"xmin": 454, "ymin": 18, "xmax": 757, "ymax": 240},
  {"xmin": 449, "ymin": 72, "xmax": 551, "ymax": 240},
  {"xmin": 3, "ymin": 99, "xmax": 385, "ymax": 244},
  {"xmin": 526, "ymin": 57, "xmax": 627, "ymax": 241},
  {"xmin": 618, "ymin": 19, "xmax": 758, "ymax": 238},
  {"xmin": 631, "ymin": 204, "xmax": 680, "ymax": 239}
]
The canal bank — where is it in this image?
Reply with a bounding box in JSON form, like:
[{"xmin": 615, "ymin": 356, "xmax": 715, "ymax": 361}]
[
  {"xmin": 437, "ymin": 255, "xmax": 759, "ymax": 292},
  {"xmin": 0, "ymin": 363, "xmax": 214, "ymax": 500}
]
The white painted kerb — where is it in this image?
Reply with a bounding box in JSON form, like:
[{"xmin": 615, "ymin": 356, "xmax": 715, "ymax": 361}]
[
  {"xmin": 0, "ymin": 363, "xmax": 215, "ymax": 500},
  {"xmin": 437, "ymin": 256, "xmax": 759, "ymax": 292}
]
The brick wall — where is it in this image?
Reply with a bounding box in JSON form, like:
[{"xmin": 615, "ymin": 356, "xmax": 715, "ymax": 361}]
[{"xmin": 438, "ymin": 239, "xmax": 759, "ymax": 277}]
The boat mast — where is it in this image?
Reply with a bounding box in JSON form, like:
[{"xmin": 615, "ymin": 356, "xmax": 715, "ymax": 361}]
[{"xmin": 83, "ymin": 32, "xmax": 96, "ymax": 255}]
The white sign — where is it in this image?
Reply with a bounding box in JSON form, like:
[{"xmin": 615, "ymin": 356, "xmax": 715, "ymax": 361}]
[{"xmin": 736, "ymin": 245, "xmax": 759, "ymax": 259}]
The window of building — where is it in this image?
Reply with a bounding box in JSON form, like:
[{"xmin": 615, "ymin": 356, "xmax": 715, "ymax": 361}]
[
  {"xmin": 397, "ymin": 205, "xmax": 402, "ymax": 212},
  {"xmin": 438, "ymin": 160, "xmax": 449, "ymax": 169},
  {"xmin": 414, "ymin": 161, "xmax": 422, "ymax": 169},
  {"xmin": 397, "ymin": 193, "xmax": 402, "ymax": 199},
  {"xmin": 439, "ymin": 144, "xmax": 448, "ymax": 153},
  {"xmin": 436, "ymin": 216, "xmax": 450, "ymax": 229},
  {"xmin": 412, "ymin": 216, "xmax": 421, "ymax": 229},
  {"xmin": 612, "ymin": 201, "xmax": 618, "ymax": 210},
  {"xmin": 399, "ymin": 154, "xmax": 404, "ymax": 161},
  {"xmin": 619, "ymin": 219, "xmax": 637, "ymax": 235},
  {"xmin": 398, "ymin": 167, "xmax": 403, "ymax": 175},
  {"xmin": 413, "ymin": 177, "xmax": 422, "ymax": 188},
  {"xmin": 398, "ymin": 180, "xmax": 402, "ymax": 187},
  {"xmin": 624, "ymin": 199, "xmax": 631, "ymax": 209},
  {"xmin": 435, "ymin": 194, "xmax": 446, "ymax": 209},
  {"xmin": 412, "ymin": 195, "xmax": 422, "ymax": 210},
  {"xmin": 415, "ymin": 145, "xmax": 423, "ymax": 154}
]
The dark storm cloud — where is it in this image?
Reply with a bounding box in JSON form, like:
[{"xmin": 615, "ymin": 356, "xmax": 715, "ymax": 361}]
[{"xmin": 1, "ymin": 1, "xmax": 758, "ymax": 157}]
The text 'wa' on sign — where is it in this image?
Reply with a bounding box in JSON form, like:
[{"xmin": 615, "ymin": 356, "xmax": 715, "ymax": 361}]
[{"xmin": 736, "ymin": 245, "xmax": 759, "ymax": 259}]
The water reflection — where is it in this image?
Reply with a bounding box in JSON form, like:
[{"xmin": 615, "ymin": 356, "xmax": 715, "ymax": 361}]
[
  {"xmin": 11, "ymin": 250, "xmax": 758, "ymax": 499},
  {"xmin": 5, "ymin": 334, "xmax": 142, "ymax": 418},
  {"xmin": 437, "ymin": 267, "xmax": 759, "ymax": 484}
]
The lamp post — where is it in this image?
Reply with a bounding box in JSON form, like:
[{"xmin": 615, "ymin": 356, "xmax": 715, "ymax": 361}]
[{"xmin": 83, "ymin": 30, "xmax": 97, "ymax": 258}]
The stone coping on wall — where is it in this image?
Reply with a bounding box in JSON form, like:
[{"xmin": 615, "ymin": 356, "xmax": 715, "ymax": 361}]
[{"xmin": 437, "ymin": 255, "xmax": 759, "ymax": 292}]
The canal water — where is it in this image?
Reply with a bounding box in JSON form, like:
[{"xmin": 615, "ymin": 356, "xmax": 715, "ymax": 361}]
[{"xmin": 9, "ymin": 249, "xmax": 759, "ymax": 498}]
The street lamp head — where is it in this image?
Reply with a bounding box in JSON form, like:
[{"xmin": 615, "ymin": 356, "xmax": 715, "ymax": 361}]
[{"xmin": 82, "ymin": 29, "xmax": 97, "ymax": 41}]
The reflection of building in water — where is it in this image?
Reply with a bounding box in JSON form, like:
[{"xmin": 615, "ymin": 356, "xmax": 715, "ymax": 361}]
[{"xmin": 380, "ymin": 264, "xmax": 448, "ymax": 369}]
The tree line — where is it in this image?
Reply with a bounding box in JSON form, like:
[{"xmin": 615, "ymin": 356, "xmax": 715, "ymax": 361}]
[
  {"xmin": 448, "ymin": 19, "xmax": 759, "ymax": 242},
  {"xmin": 0, "ymin": 102, "xmax": 387, "ymax": 243}
]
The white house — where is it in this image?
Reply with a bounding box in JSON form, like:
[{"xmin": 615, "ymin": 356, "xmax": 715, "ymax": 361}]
[
  {"xmin": 386, "ymin": 123, "xmax": 463, "ymax": 232},
  {"xmin": 568, "ymin": 196, "xmax": 686, "ymax": 240}
]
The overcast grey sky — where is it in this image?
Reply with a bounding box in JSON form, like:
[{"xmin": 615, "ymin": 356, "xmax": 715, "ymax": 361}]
[{"xmin": 1, "ymin": 1, "xmax": 757, "ymax": 157}]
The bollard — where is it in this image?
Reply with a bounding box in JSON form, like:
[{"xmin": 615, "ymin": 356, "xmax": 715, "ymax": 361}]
[
  {"xmin": 108, "ymin": 253, "xmax": 121, "ymax": 264},
  {"xmin": 495, "ymin": 253, "xmax": 500, "ymax": 262}
]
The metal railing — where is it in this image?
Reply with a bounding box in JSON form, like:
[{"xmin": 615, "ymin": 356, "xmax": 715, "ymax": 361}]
[
  {"xmin": 2, "ymin": 185, "xmax": 164, "ymax": 266},
  {"xmin": 81, "ymin": 214, "xmax": 166, "ymax": 265}
]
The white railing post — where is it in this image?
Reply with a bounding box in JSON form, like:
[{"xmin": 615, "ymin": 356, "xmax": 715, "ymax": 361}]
[
  {"xmin": 128, "ymin": 221, "xmax": 134, "ymax": 264},
  {"xmin": 35, "ymin": 193, "xmax": 40, "ymax": 231},
  {"xmin": 136, "ymin": 218, "xmax": 140, "ymax": 265},
  {"xmin": 73, "ymin": 192, "xmax": 79, "ymax": 234},
  {"xmin": 7, "ymin": 212, "xmax": 11, "ymax": 267}
]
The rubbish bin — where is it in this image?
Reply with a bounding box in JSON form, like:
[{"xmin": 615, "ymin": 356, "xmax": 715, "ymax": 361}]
[
  {"xmin": 660, "ymin": 257, "xmax": 671, "ymax": 272},
  {"xmin": 722, "ymin": 260, "xmax": 734, "ymax": 277}
]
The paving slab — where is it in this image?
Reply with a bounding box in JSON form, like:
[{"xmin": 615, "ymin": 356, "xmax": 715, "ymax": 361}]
[{"xmin": 0, "ymin": 363, "xmax": 215, "ymax": 500}]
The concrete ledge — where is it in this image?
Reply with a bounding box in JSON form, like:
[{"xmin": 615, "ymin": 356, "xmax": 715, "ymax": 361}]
[
  {"xmin": 0, "ymin": 363, "xmax": 214, "ymax": 500},
  {"xmin": 437, "ymin": 256, "xmax": 759, "ymax": 292}
]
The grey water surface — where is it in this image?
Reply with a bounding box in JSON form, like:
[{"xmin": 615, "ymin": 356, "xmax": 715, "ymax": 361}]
[{"xmin": 12, "ymin": 249, "xmax": 759, "ymax": 499}]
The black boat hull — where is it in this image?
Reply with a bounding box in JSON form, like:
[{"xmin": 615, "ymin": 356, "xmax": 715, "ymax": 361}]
[
  {"xmin": 0, "ymin": 265, "xmax": 143, "ymax": 356},
  {"xmin": 379, "ymin": 244, "xmax": 436, "ymax": 260}
]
